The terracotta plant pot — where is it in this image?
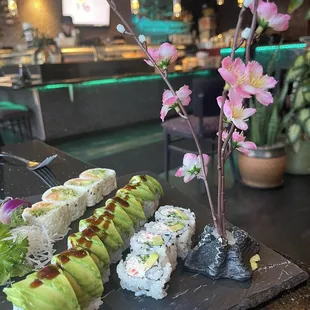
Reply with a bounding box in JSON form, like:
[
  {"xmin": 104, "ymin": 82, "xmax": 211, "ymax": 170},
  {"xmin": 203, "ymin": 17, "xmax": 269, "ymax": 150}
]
[
  {"xmin": 286, "ymin": 140, "xmax": 310, "ymax": 175},
  {"xmin": 237, "ymin": 143, "xmax": 287, "ymax": 189}
]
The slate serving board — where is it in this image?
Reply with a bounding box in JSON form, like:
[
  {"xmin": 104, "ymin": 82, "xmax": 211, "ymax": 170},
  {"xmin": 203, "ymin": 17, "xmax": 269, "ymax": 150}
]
[{"xmin": 0, "ymin": 172, "xmax": 308, "ymax": 310}]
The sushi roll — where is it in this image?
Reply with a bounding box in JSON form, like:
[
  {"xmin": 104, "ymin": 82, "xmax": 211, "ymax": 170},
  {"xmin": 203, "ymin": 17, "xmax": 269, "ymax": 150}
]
[
  {"xmin": 64, "ymin": 178, "xmax": 103, "ymax": 207},
  {"xmin": 108, "ymin": 195, "xmax": 147, "ymax": 231},
  {"xmin": 144, "ymin": 220, "xmax": 194, "ymax": 260},
  {"xmin": 4, "ymin": 265, "xmax": 81, "ymax": 310},
  {"xmin": 22, "ymin": 201, "xmax": 71, "ymax": 238},
  {"xmin": 51, "ymin": 249, "xmax": 104, "ymax": 309},
  {"xmin": 79, "ymin": 215, "xmax": 124, "ymax": 263},
  {"xmin": 79, "ymin": 168, "xmax": 117, "ymax": 197},
  {"xmin": 130, "ymin": 231, "xmax": 177, "ymax": 270},
  {"xmin": 155, "ymin": 205, "xmax": 196, "ymax": 232},
  {"xmin": 117, "ymin": 252, "xmax": 172, "ymax": 300},
  {"xmin": 42, "ymin": 186, "xmax": 87, "ymax": 221},
  {"xmin": 67, "ymin": 228, "xmax": 111, "ymax": 283}
]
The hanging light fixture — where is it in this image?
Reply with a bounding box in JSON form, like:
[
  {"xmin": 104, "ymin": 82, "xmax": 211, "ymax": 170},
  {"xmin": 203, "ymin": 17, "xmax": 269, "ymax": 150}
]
[
  {"xmin": 237, "ymin": 0, "xmax": 244, "ymax": 7},
  {"xmin": 130, "ymin": 0, "xmax": 140, "ymax": 15},
  {"xmin": 217, "ymin": 0, "xmax": 224, "ymax": 5},
  {"xmin": 173, "ymin": 0, "xmax": 182, "ymax": 18},
  {"xmin": 8, "ymin": 0, "xmax": 18, "ymax": 16}
]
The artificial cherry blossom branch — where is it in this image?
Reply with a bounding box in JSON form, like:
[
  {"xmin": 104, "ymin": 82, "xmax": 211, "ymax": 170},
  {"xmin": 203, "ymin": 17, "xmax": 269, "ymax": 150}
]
[{"xmin": 246, "ymin": 0, "xmax": 259, "ymax": 63}]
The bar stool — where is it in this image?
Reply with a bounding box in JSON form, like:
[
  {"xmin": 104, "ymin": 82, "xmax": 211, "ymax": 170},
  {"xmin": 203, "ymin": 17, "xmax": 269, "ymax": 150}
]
[{"xmin": 0, "ymin": 101, "xmax": 32, "ymax": 146}]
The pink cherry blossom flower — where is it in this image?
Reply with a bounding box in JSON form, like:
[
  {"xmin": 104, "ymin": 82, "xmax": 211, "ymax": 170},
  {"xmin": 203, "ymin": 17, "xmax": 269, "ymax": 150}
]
[
  {"xmin": 217, "ymin": 93, "xmax": 256, "ymax": 131},
  {"xmin": 222, "ymin": 130, "xmax": 257, "ymax": 155},
  {"xmin": 218, "ymin": 57, "xmax": 251, "ymax": 99},
  {"xmin": 250, "ymin": 0, "xmax": 291, "ymax": 32},
  {"xmin": 145, "ymin": 43, "xmax": 178, "ymax": 69},
  {"xmin": 175, "ymin": 153, "xmax": 210, "ymax": 183},
  {"xmin": 241, "ymin": 61, "xmax": 277, "ymax": 106},
  {"xmin": 160, "ymin": 85, "xmax": 192, "ymax": 121}
]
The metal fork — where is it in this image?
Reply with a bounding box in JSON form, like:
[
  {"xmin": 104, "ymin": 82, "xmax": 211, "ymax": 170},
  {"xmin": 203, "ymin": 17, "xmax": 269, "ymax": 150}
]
[
  {"xmin": 0, "ymin": 152, "xmax": 57, "ymax": 170},
  {"xmin": 33, "ymin": 167, "xmax": 61, "ymax": 187}
]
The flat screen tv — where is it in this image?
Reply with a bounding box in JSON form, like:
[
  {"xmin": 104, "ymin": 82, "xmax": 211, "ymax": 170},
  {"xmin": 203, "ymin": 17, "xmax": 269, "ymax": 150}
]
[{"xmin": 62, "ymin": 0, "xmax": 110, "ymax": 27}]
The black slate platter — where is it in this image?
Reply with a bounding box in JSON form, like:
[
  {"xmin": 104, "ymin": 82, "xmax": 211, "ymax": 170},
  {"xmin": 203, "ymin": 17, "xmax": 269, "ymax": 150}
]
[{"xmin": 0, "ymin": 172, "xmax": 308, "ymax": 310}]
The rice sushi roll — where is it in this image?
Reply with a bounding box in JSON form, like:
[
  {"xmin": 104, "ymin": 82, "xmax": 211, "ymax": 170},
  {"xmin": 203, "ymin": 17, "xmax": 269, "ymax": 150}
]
[
  {"xmin": 64, "ymin": 178, "xmax": 103, "ymax": 207},
  {"xmin": 79, "ymin": 215, "xmax": 124, "ymax": 263},
  {"xmin": 144, "ymin": 220, "xmax": 194, "ymax": 260},
  {"xmin": 129, "ymin": 175, "xmax": 164, "ymax": 198},
  {"xmin": 130, "ymin": 231, "xmax": 177, "ymax": 270},
  {"xmin": 22, "ymin": 201, "xmax": 71, "ymax": 238},
  {"xmin": 117, "ymin": 252, "xmax": 172, "ymax": 300},
  {"xmin": 51, "ymin": 249, "xmax": 103, "ymax": 309},
  {"xmin": 68, "ymin": 228, "xmax": 111, "ymax": 283},
  {"xmin": 79, "ymin": 168, "xmax": 117, "ymax": 197},
  {"xmin": 4, "ymin": 265, "xmax": 81, "ymax": 310},
  {"xmin": 155, "ymin": 205, "xmax": 196, "ymax": 232},
  {"xmin": 42, "ymin": 186, "xmax": 87, "ymax": 221}
]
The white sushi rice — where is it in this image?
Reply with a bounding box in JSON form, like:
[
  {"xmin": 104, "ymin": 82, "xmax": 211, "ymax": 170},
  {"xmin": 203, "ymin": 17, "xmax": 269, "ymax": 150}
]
[
  {"xmin": 101, "ymin": 267, "xmax": 111, "ymax": 284},
  {"xmin": 79, "ymin": 168, "xmax": 117, "ymax": 198},
  {"xmin": 119, "ymin": 227, "xmax": 135, "ymax": 251},
  {"xmin": 64, "ymin": 178, "xmax": 103, "ymax": 207},
  {"xmin": 42, "ymin": 186, "xmax": 87, "ymax": 221},
  {"xmin": 22, "ymin": 202, "xmax": 71, "ymax": 239},
  {"xmin": 144, "ymin": 220, "xmax": 194, "ymax": 260},
  {"xmin": 117, "ymin": 253, "xmax": 172, "ymax": 300},
  {"xmin": 130, "ymin": 231, "xmax": 177, "ymax": 270},
  {"xmin": 155, "ymin": 205, "xmax": 196, "ymax": 232},
  {"xmin": 109, "ymin": 248, "xmax": 123, "ymax": 264},
  {"xmin": 83, "ymin": 297, "xmax": 103, "ymax": 310}
]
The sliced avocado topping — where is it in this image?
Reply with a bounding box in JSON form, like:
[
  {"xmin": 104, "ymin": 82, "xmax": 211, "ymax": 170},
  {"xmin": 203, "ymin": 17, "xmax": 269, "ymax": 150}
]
[
  {"xmin": 117, "ymin": 183, "xmax": 155, "ymax": 201},
  {"xmin": 145, "ymin": 253, "xmax": 159, "ymax": 268},
  {"xmin": 150, "ymin": 235, "xmax": 164, "ymax": 246},
  {"xmin": 69, "ymin": 179, "xmax": 95, "ymax": 186},
  {"xmin": 174, "ymin": 209, "xmax": 189, "ymax": 220},
  {"xmin": 167, "ymin": 222, "xmax": 185, "ymax": 232},
  {"xmin": 130, "ymin": 175, "xmax": 164, "ymax": 197}
]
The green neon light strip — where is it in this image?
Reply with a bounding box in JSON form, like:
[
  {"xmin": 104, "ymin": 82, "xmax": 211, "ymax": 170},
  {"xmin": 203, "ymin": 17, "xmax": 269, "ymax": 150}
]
[
  {"xmin": 38, "ymin": 70, "xmax": 212, "ymax": 91},
  {"xmin": 220, "ymin": 43, "xmax": 306, "ymax": 55}
]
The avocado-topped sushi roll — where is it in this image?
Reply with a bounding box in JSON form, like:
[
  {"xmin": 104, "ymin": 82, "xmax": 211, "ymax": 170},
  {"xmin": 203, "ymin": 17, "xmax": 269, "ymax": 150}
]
[
  {"xmin": 129, "ymin": 175, "xmax": 164, "ymax": 197},
  {"xmin": 79, "ymin": 215, "xmax": 124, "ymax": 263},
  {"xmin": 4, "ymin": 265, "xmax": 81, "ymax": 310},
  {"xmin": 155, "ymin": 206, "xmax": 196, "ymax": 232},
  {"xmin": 117, "ymin": 252, "xmax": 172, "ymax": 300},
  {"xmin": 109, "ymin": 195, "xmax": 147, "ymax": 230},
  {"xmin": 51, "ymin": 249, "xmax": 103, "ymax": 309},
  {"xmin": 42, "ymin": 186, "xmax": 87, "ymax": 221},
  {"xmin": 79, "ymin": 168, "xmax": 116, "ymax": 197},
  {"xmin": 130, "ymin": 231, "xmax": 177, "ymax": 270},
  {"xmin": 22, "ymin": 201, "xmax": 71, "ymax": 238},
  {"xmin": 67, "ymin": 228, "xmax": 111, "ymax": 283},
  {"xmin": 95, "ymin": 201, "xmax": 135, "ymax": 250},
  {"xmin": 64, "ymin": 178, "xmax": 103, "ymax": 207},
  {"xmin": 145, "ymin": 220, "xmax": 194, "ymax": 260}
]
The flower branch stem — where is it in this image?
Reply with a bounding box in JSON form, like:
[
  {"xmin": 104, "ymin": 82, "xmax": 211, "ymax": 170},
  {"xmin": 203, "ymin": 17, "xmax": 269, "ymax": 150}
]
[
  {"xmin": 104, "ymin": 0, "xmax": 221, "ymax": 234},
  {"xmin": 246, "ymin": 0, "xmax": 259, "ymax": 63},
  {"xmin": 230, "ymin": 7, "xmax": 246, "ymax": 59}
]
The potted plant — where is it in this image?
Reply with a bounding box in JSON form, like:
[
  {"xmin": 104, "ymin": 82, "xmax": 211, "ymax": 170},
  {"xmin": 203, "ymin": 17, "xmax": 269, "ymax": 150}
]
[{"xmin": 282, "ymin": 51, "xmax": 310, "ymax": 174}]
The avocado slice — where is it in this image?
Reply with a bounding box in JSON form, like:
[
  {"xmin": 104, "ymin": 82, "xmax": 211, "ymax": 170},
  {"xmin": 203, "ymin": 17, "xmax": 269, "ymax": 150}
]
[
  {"xmin": 145, "ymin": 253, "xmax": 159, "ymax": 268},
  {"xmin": 68, "ymin": 228, "xmax": 110, "ymax": 267},
  {"xmin": 113, "ymin": 193, "xmax": 147, "ymax": 220},
  {"xmin": 167, "ymin": 222, "xmax": 185, "ymax": 232},
  {"xmin": 174, "ymin": 209, "xmax": 189, "ymax": 220},
  {"xmin": 130, "ymin": 175, "xmax": 164, "ymax": 197},
  {"xmin": 79, "ymin": 216, "xmax": 124, "ymax": 250},
  {"xmin": 117, "ymin": 182, "xmax": 156, "ymax": 201},
  {"xmin": 149, "ymin": 235, "xmax": 164, "ymax": 246},
  {"xmin": 4, "ymin": 265, "xmax": 80, "ymax": 310},
  {"xmin": 95, "ymin": 203, "xmax": 134, "ymax": 233},
  {"xmin": 51, "ymin": 249, "xmax": 103, "ymax": 306}
]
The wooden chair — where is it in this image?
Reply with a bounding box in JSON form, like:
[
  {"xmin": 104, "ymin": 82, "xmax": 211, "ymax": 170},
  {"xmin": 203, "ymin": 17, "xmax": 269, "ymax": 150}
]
[{"xmin": 161, "ymin": 77, "xmax": 238, "ymax": 182}]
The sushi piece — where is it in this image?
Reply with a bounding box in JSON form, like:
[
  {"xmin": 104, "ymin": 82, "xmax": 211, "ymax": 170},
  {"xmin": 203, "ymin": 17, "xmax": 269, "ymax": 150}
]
[
  {"xmin": 79, "ymin": 168, "xmax": 117, "ymax": 197},
  {"xmin": 22, "ymin": 201, "xmax": 71, "ymax": 238},
  {"xmin": 51, "ymin": 249, "xmax": 103, "ymax": 309},
  {"xmin": 108, "ymin": 195, "xmax": 147, "ymax": 230},
  {"xmin": 144, "ymin": 220, "xmax": 194, "ymax": 260},
  {"xmin": 4, "ymin": 265, "xmax": 81, "ymax": 310},
  {"xmin": 64, "ymin": 178, "xmax": 103, "ymax": 207},
  {"xmin": 129, "ymin": 175, "xmax": 164, "ymax": 197},
  {"xmin": 117, "ymin": 252, "xmax": 172, "ymax": 300},
  {"xmin": 117, "ymin": 182, "xmax": 159, "ymax": 219},
  {"xmin": 68, "ymin": 228, "xmax": 111, "ymax": 283},
  {"xmin": 130, "ymin": 231, "xmax": 177, "ymax": 270},
  {"xmin": 42, "ymin": 186, "xmax": 87, "ymax": 221},
  {"xmin": 155, "ymin": 205, "xmax": 196, "ymax": 232},
  {"xmin": 95, "ymin": 203, "xmax": 135, "ymax": 250},
  {"xmin": 79, "ymin": 215, "xmax": 124, "ymax": 263}
]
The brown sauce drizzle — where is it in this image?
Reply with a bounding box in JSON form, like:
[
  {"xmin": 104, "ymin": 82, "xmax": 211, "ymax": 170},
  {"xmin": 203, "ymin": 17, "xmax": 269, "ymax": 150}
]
[
  {"xmin": 140, "ymin": 175, "xmax": 147, "ymax": 182},
  {"xmin": 82, "ymin": 228, "xmax": 97, "ymax": 238},
  {"xmin": 124, "ymin": 185, "xmax": 137, "ymax": 191},
  {"xmin": 113, "ymin": 196, "xmax": 130, "ymax": 208},
  {"xmin": 105, "ymin": 203, "xmax": 116, "ymax": 212},
  {"xmin": 30, "ymin": 279, "xmax": 43, "ymax": 288},
  {"xmin": 57, "ymin": 249, "xmax": 88, "ymax": 265},
  {"xmin": 37, "ymin": 265, "xmax": 60, "ymax": 280},
  {"xmin": 77, "ymin": 237, "xmax": 92, "ymax": 249}
]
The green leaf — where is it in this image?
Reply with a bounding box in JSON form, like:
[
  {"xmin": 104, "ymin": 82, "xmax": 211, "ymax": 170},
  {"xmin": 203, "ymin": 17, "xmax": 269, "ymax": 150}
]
[
  {"xmin": 297, "ymin": 108, "xmax": 310, "ymax": 123},
  {"xmin": 306, "ymin": 8, "xmax": 310, "ymax": 19},
  {"xmin": 288, "ymin": 123, "xmax": 302, "ymax": 144},
  {"xmin": 9, "ymin": 207, "xmax": 27, "ymax": 229},
  {"xmin": 267, "ymin": 104, "xmax": 280, "ymax": 145},
  {"xmin": 286, "ymin": 55, "xmax": 306, "ymax": 82},
  {"xmin": 302, "ymin": 117, "xmax": 310, "ymax": 137},
  {"xmin": 293, "ymin": 85, "xmax": 307, "ymax": 109},
  {"xmin": 288, "ymin": 0, "xmax": 304, "ymax": 14}
]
